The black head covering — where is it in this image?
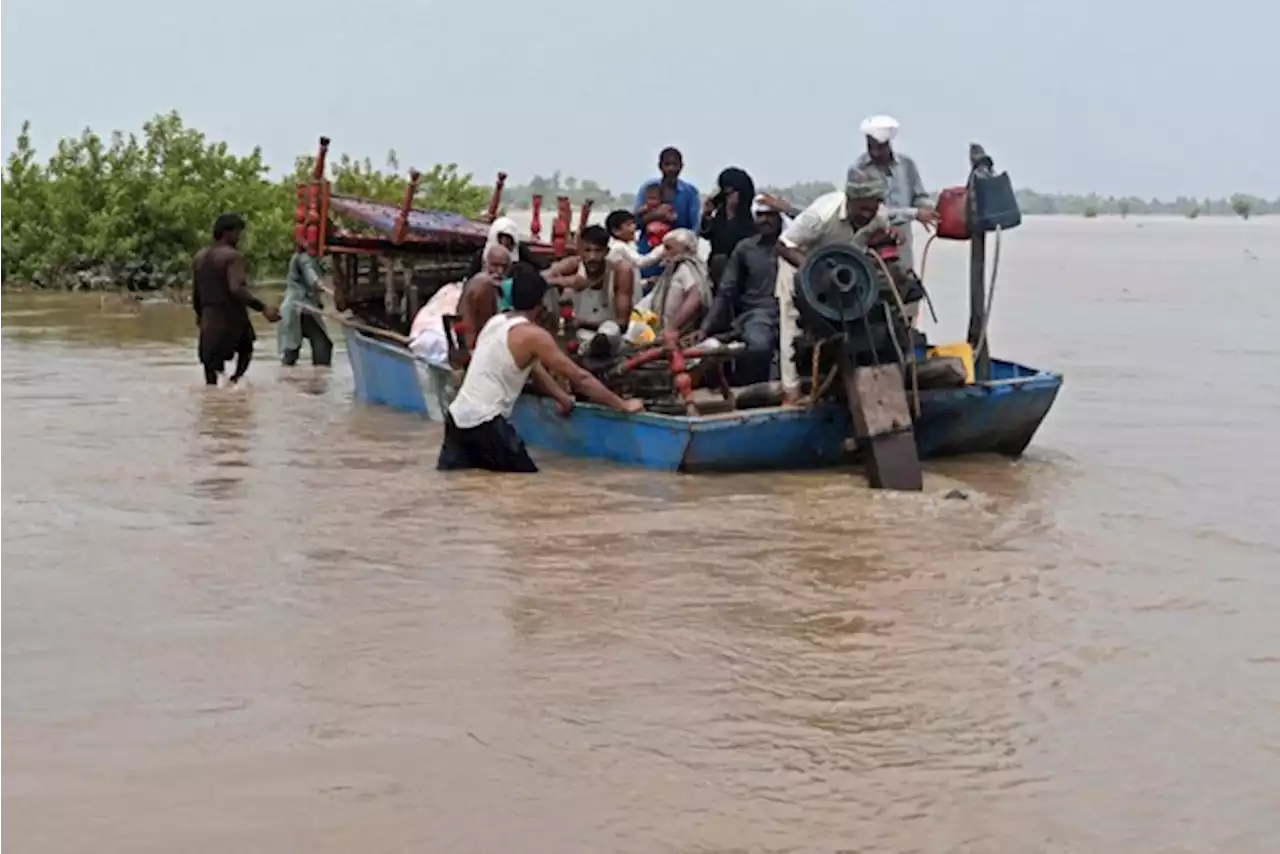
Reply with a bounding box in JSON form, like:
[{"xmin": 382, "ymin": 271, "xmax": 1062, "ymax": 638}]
[{"xmin": 708, "ymin": 167, "xmax": 758, "ymax": 257}]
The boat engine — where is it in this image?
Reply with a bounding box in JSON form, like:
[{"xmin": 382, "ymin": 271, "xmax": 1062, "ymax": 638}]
[{"xmin": 792, "ymin": 243, "xmax": 919, "ymax": 380}]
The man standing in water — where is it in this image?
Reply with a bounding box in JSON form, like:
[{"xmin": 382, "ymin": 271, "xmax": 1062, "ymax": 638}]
[
  {"xmin": 439, "ymin": 265, "xmax": 644, "ymax": 473},
  {"xmin": 633, "ymin": 147, "xmax": 701, "ymax": 285},
  {"xmin": 193, "ymin": 214, "xmax": 279, "ymax": 386},
  {"xmin": 852, "ymin": 115, "xmax": 938, "ymax": 271},
  {"xmin": 278, "ymin": 246, "xmax": 333, "ymax": 367}
]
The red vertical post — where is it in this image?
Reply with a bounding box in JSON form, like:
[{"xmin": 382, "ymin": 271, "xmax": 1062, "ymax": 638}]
[
  {"xmin": 394, "ymin": 169, "xmax": 421, "ymax": 244},
  {"xmin": 294, "ymin": 184, "xmax": 308, "ymax": 247},
  {"xmin": 317, "ymin": 181, "xmax": 331, "ymax": 255},
  {"xmin": 575, "ymin": 199, "xmax": 594, "ymax": 251},
  {"xmin": 530, "ymin": 194, "xmax": 543, "ymax": 242},
  {"xmin": 552, "ymin": 196, "xmax": 571, "ymax": 257},
  {"xmin": 304, "ymin": 136, "xmax": 330, "ymax": 254}
]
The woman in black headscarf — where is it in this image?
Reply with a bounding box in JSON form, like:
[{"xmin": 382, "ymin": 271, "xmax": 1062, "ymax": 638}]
[{"xmin": 699, "ymin": 167, "xmax": 757, "ymax": 289}]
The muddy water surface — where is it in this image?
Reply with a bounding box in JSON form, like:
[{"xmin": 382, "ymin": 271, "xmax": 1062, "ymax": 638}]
[{"xmin": 4, "ymin": 217, "xmax": 1279, "ymax": 853}]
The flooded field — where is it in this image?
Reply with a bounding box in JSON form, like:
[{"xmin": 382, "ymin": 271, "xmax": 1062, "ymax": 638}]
[{"xmin": 4, "ymin": 216, "xmax": 1279, "ymax": 853}]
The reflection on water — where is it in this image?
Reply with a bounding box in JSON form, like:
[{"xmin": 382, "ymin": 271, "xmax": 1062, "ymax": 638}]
[
  {"xmin": 191, "ymin": 390, "xmax": 256, "ymax": 501},
  {"xmin": 3, "ymin": 218, "xmax": 1280, "ymax": 853}
]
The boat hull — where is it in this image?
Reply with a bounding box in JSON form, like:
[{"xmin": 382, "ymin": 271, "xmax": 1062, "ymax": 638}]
[{"xmin": 344, "ymin": 330, "xmax": 1061, "ymax": 472}]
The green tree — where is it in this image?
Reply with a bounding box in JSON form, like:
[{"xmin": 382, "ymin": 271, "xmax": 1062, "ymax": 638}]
[
  {"xmin": 2, "ymin": 113, "xmax": 489, "ymax": 290},
  {"xmin": 1230, "ymin": 194, "xmax": 1254, "ymax": 220},
  {"xmin": 1083, "ymin": 204, "xmax": 1099, "ymax": 218},
  {"xmin": 1118, "ymin": 199, "xmax": 1131, "ymax": 218},
  {"xmin": 1, "ymin": 121, "xmax": 54, "ymax": 284}
]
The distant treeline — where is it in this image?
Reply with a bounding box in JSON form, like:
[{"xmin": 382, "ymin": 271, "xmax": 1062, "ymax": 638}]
[
  {"xmin": 505, "ymin": 174, "xmax": 1273, "ymax": 221},
  {"xmin": 4, "ymin": 112, "xmax": 1272, "ymax": 291}
]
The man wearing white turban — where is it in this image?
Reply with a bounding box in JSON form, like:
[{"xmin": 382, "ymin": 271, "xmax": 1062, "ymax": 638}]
[{"xmin": 853, "ymin": 115, "xmax": 938, "ymax": 272}]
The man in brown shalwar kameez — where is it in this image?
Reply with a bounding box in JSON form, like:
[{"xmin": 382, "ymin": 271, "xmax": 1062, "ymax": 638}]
[{"xmin": 192, "ymin": 213, "xmax": 279, "ymax": 385}]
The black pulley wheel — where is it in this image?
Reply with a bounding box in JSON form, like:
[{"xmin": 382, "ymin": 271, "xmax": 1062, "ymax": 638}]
[{"xmin": 795, "ymin": 244, "xmax": 880, "ymax": 325}]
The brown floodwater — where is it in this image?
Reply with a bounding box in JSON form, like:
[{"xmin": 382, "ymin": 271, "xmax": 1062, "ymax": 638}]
[{"xmin": 3, "ymin": 217, "xmax": 1279, "ymax": 853}]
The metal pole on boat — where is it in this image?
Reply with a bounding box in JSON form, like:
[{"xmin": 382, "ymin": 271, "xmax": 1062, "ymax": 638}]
[{"xmin": 966, "ymin": 143, "xmax": 994, "ymax": 382}]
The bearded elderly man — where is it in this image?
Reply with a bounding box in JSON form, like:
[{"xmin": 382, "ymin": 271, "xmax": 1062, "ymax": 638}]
[
  {"xmin": 852, "ymin": 114, "xmax": 939, "ymax": 272},
  {"xmin": 771, "ymin": 168, "xmax": 919, "ymax": 403}
]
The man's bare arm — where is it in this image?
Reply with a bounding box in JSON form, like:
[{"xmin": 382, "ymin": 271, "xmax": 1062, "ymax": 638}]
[
  {"xmin": 226, "ymin": 254, "xmax": 267, "ymax": 313},
  {"xmin": 520, "ymin": 328, "xmax": 639, "ymax": 413},
  {"xmin": 612, "ymin": 263, "xmax": 635, "ymax": 327},
  {"xmin": 459, "ymin": 277, "xmax": 498, "ymax": 349},
  {"xmin": 191, "ymin": 250, "xmax": 204, "ymax": 321},
  {"xmin": 530, "ymin": 363, "xmax": 573, "ymax": 409},
  {"xmin": 670, "ymin": 286, "xmax": 705, "ymax": 333},
  {"xmin": 776, "ymin": 243, "xmax": 806, "ymax": 269}
]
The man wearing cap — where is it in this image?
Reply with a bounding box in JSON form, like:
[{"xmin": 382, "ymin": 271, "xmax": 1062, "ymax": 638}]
[
  {"xmin": 853, "ymin": 115, "xmax": 938, "ymax": 272},
  {"xmin": 696, "ymin": 197, "xmax": 791, "ymax": 385},
  {"xmin": 771, "ymin": 169, "xmax": 918, "ymax": 402}
]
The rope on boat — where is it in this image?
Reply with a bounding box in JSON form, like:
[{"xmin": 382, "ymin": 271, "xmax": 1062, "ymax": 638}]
[
  {"xmin": 806, "ymin": 337, "xmax": 842, "ymax": 408},
  {"xmin": 916, "ymin": 233, "xmax": 941, "ymax": 324},
  {"xmin": 916, "ymin": 225, "xmax": 1004, "ymax": 360},
  {"xmin": 298, "ymin": 303, "xmax": 412, "ymax": 346},
  {"xmin": 869, "ymin": 251, "xmax": 922, "ymax": 418}
]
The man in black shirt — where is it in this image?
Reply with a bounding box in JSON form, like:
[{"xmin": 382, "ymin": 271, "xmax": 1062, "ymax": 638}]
[{"xmin": 192, "ymin": 213, "xmax": 279, "ymax": 386}]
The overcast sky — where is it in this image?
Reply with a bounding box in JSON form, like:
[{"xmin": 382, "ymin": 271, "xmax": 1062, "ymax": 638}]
[{"xmin": 2, "ymin": 0, "xmax": 1276, "ymax": 198}]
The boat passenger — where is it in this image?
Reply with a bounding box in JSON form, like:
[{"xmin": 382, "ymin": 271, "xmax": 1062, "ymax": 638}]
[
  {"xmin": 700, "ymin": 167, "xmax": 758, "ymax": 288},
  {"xmin": 465, "ymin": 216, "xmax": 532, "ymax": 278},
  {"xmin": 408, "ymin": 280, "xmax": 464, "ymax": 366},
  {"xmin": 438, "ymin": 265, "xmax": 644, "ymax": 473},
  {"xmin": 633, "ymin": 146, "xmax": 701, "ymax": 284},
  {"xmin": 604, "ymin": 209, "xmax": 666, "ymax": 271},
  {"xmin": 456, "ymin": 244, "xmax": 512, "ymax": 354},
  {"xmin": 543, "ymin": 225, "xmax": 636, "ymax": 329},
  {"xmin": 773, "ymin": 168, "xmax": 917, "ymax": 402},
  {"xmin": 642, "ymin": 228, "xmax": 713, "ymax": 335},
  {"xmin": 277, "ymin": 246, "xmax": 334, "ymax": 367},
  {"xmin": 697, "ymin": 197, "xmax": 788, "ymax": 385},
  {"xmin": 852, "ymin": 115, "xmax": 939, "ymax": 271},
  {"xmin": 192, "ymin": 213, "xmax": 279, "ymax": 386}
]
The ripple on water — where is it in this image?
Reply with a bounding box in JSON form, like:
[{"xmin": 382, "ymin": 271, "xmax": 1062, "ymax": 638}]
[{"xmin": 5, "ymin": 260, "xmax": 1280, "ymax": 854}]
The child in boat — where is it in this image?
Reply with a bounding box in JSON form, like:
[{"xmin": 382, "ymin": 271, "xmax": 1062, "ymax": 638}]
[
  {"xmin": 604, "ymin": 209, "xmax": 665, "ymax": 271},
  {"xmin": 638, "ymin": 185, "xmax": 674, "ymax": 256}
]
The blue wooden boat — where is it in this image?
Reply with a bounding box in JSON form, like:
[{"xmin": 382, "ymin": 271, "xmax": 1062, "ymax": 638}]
[{"xmin": 343, "ymin": 328, "xmax": 1062, "ymax": 473}]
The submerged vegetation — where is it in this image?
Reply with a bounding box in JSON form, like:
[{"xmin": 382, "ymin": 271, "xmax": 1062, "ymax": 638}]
[{"xmin": 2, "ymin": 113, "xmax": 1274, "ymax": 290}]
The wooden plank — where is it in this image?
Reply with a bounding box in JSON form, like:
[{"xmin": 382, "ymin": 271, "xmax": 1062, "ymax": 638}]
[
  {"xmin": 848, "ymin": 364, "xmax": 913, "ymax": 438},
  {"xmin": 863, "ymin": 432, "xmax": 924, "ymax": 492},
  {"xmin": 841, "ymin": 361, "xmax": 922, "ymax": 491}
]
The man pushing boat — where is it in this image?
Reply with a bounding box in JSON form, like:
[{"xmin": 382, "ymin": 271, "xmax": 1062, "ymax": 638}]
[{"xmin": 438, "ymin": 264, "xmax": 645, "ymax": 473}]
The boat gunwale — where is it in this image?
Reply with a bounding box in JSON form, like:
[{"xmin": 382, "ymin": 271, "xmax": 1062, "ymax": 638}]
[{"xmin": 343, "ymin": 327, "xmax": 1062, "ymax": 431}]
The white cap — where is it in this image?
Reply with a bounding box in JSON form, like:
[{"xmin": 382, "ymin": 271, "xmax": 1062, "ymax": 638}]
[{"xmin": 859, "ymin": 115, "xmax": 900, "ymax": 144}]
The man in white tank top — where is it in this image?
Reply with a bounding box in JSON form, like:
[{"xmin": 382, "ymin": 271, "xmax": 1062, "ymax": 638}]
[{"xmin": 438, "ymin": 264, "xmax": 645, "ymax": 473}]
